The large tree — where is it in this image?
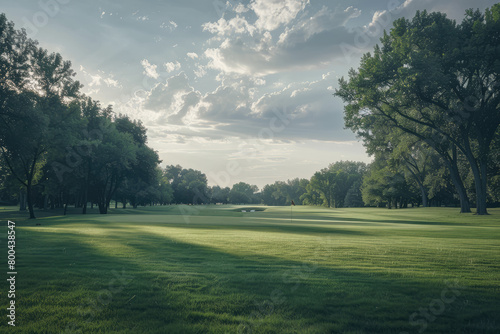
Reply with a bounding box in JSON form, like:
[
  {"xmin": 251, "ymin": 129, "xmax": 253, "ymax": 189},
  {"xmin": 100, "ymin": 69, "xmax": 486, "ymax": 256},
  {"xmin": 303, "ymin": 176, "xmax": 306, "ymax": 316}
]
[
  {"xmin": 336, "ymin": 6, "xmax": 500, "ymax": 214},
  {"xmin": 0, "ymin": 14, "xmax": 81, "ymax": 218}
]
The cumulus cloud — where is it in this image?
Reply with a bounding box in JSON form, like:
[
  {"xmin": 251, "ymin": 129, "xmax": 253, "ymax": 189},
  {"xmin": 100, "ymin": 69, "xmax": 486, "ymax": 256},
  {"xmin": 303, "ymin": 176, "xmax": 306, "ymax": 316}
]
[
  {"xmin": 250, "ymin": 0, "xmax": 310, "ymax": 31},
  {"xmin": 140, "ymin": 69, "xmax": 345, "ymax": 141},
  {"xmin": 202, "ymin": 16, "xmax": 256, "ymax": 37},
  {"xmin": 187, "ymin": 52, "xmax": 198, "ymax": 59},
  {"xmin": 141, "ymin": 59, "xmax": 159, "ymax": 79},
  {"xmin": 164, "ymin": 61, "xmax": 181, "ymax": 73},
  {"xmin": 203, "ymin": 5, "xmax": 359, "ymax": 76},
  {"xmin": 143, "ymin": 72, "xmax": 201, "ymax": 125},
  {"xmin": 234, "ymin": 3, "xmax": 249, "ymax": 14},
  {"xmin": 193, "ymin": 65, "xmax": 207, "ymax": 78}
]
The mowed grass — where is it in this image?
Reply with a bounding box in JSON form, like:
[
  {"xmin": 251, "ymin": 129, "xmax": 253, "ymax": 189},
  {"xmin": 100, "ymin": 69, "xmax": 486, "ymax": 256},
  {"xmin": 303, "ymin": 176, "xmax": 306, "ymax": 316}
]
[{"xmin": 1, "ymin": 205, "xmax": 499, "ymax": 333}]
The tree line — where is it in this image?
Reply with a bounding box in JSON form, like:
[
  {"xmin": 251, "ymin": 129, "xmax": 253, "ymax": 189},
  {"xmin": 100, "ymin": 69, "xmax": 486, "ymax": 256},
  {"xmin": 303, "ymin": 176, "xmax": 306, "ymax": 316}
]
[{"xmin": 0, "ymin": 13, "xmax": 168, "ymax": 218}]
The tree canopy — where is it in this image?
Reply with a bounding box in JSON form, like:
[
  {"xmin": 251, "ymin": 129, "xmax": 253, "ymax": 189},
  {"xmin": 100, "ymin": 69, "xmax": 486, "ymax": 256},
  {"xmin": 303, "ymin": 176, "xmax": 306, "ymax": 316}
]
[{"xmin": 335, "ymin": 5, "xmax": 500, "ymax": 214}]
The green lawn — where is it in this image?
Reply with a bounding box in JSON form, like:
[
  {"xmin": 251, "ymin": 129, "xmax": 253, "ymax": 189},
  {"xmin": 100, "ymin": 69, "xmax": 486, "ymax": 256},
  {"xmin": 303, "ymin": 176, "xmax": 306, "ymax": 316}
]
[{"xmin": 1, "ymin": 205, "xmax": 499, "ymax": 333}]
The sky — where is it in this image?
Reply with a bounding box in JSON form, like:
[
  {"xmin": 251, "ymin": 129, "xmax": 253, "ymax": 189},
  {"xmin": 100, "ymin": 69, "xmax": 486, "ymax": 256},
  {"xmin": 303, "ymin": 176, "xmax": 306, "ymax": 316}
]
[{"xmin": 3, "ymin": 0, "xmax": 498, "ymax": 189}]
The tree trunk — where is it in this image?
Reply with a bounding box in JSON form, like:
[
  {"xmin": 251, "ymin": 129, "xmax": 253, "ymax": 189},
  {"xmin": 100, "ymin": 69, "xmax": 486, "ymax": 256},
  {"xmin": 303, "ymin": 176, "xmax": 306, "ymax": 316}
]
[
  {"xmin": 446, "ymin": 147, "xmax": 471, "ymax": 213},
  {"xmin": 463, "ymin": 145, "xmax": 488, "ymax": 215},
  {"xmin": 406, "ymin": 163, "xmax": 428, "ymax": 207},
  {"xmin": 19, "ymin": 190, "xmax": 27, "ymax": 211},
  {"xmin": 98, "ymin": 202, "xmax": 107, "ymax": 214},
  {"xmin": 43, "ymin": 194, "xmax": 49, "ymax": 210},
  {"xmin": 26, "ymin": 182, "xmax": 36, "ymax": 219}
]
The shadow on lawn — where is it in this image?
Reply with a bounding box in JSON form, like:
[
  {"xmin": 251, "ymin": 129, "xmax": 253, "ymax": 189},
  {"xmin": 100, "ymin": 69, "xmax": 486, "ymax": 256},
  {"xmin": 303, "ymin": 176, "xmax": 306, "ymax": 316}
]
[{"xmin": 15, "ymin": 225, "xmax": 500, "ymax": 334}]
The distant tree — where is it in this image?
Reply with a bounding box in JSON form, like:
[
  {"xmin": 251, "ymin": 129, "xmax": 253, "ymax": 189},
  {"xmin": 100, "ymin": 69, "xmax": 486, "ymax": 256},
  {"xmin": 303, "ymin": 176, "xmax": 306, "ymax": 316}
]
[
  {"xmin": 229, "ymin": 182, "xmax": 258, "ymax": 204},
  {"xmin": 164, "ymin": 165, "xmax": 208, "ymax": 204},
  {"xmin": 301, "ymin": 161, "xmax": 367, "ymax": 208},
  {"xmin": 210, "ymin": 185, "xmax": 230, "ymax": 204},
  {"xmin": 300, "ymin": 183, "xmax": 324, "ymax": 206},
  {"xmin": 260, "ymin": 178, "xmax": 308, "ymax": 206},
  {"xmin": 362, "ymin": 155, "xmax": 418, "ymax": 209},
  {"xmin": 344, "ymin": 181, "xmax": 364, "ymax": 207}
]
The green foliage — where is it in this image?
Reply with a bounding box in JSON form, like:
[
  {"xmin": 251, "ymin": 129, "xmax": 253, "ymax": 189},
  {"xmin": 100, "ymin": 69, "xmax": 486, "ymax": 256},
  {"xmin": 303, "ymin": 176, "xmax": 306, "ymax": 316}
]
[
  {"xmin": 229, "ymin": 182, "xmax": 259, "ymax": 204},
  {"xmin": 261, "ymin": 178, "xmax": 308, "ymax": 206},
  {"xmin": 164, "ymin": 165, "xmax": 209, "ymax": 204},
  {"xmin": 299, "ymin": 161, "xmax": 367, "ymax": 208},
  {"xmin": 0, "ymin": 14, "xmax": 163, "ymax": 216},
  {"xmin": 344, "ymin": 181, "xmax": 364, "ymax": 207},
  {"xmin": 336, "ymin": 5, "xmax": 500, "ymax": 214}
]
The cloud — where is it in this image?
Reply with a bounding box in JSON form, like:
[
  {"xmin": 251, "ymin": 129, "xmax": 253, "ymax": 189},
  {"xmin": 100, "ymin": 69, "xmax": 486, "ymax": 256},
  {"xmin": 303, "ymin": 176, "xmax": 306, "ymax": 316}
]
[
  {"xmin": 104, "ymin": 77, "xmax": 119, "ymax": 87},
  {"xmin": 160, "ymin": 20, "xmax": 179, "ymax": 31},
  {"xmin": 250, "ymin": 0, "xmax": 310, "ymax": 31},
  {"xmin": 143, "ymin": 72, "xmax": 201, "ymax": 125},
  {"xmin": 164, "ymin": 61, "xmax": 181, "ymax": 73},
  {"xmin": 202, "ymin": 16, "xmax": 256, "ymax": 37},
  {"xmin": 187, "ymin": 52, "xmax": 198, "ymax": 59},
  {"xmin": 234, "ymin": 3, "xmax": 249, "ymax": 14},
  {"xmin": 203, "ymin": 6, "xmax": 359, "ymax": 76},
  {"xmin": 78, "ymin": 66, "xmax": 121, "ymax": 95},
  {"xmin": 141, "ymin": 59, "xmax": 159, "ymax": 79},
  {"xmin": 193, "ymin": 65, "xmax": 207, "ymax": 78}
]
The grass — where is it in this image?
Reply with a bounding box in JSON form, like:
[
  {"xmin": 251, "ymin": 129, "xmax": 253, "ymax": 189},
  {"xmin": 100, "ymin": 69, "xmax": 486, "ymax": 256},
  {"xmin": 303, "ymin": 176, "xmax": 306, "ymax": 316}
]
[{"xmin": 1, "ymin": 205, "xmax": 499, "ymax": 333}]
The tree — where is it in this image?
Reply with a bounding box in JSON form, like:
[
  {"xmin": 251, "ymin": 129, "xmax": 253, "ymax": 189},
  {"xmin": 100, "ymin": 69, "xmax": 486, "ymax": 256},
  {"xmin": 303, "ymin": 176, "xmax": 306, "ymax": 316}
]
[
  {"xmin": 114, "ymin": 115, "xmax": 160, "ymax": 208},
  {"xmin": 164, "ymin": 165, "xmax": 208, "ymax": 204},
  {"xmin": 210, "ymin": 185, "xmax": 230, "ymax": 204},
  {"xmin": 362, "ymin": 157, "xmax": 417, "ymax": 209},
  {"xmin": 229, "ymin": 182, "xmax": 258, "ymax": 204},
  {"xmin": 260, "ymin": 178, "xmax": 308, "ymax": 206},
  {"xmin": 336, "ymin": 6, "xmax": 500, "ymax": 214},
  {"xmin": 344, "ymin": 181, "xmax": 364, "ymax": 207},
  {"xmin": 0, "ymin": 15, "xmax": 81, "ymax": 218},
  {"xmin": 301, "ymin": 162, "xmax": 367, "ymax": 208}
]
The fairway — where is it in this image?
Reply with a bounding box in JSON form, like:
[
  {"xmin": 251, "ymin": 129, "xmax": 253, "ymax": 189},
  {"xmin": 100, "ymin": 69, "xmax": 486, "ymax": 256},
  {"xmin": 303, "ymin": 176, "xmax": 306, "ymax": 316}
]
[{"xmin": 1, "ymin": 206, "xmax": 499, "ymax": 333}]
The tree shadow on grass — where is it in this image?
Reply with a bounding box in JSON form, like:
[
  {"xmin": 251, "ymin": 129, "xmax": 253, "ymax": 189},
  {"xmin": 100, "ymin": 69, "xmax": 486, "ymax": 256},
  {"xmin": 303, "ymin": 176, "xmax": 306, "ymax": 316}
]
[{"xmin": 15, "ymin": 225, "xmax": 500, "ymax": 334}]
